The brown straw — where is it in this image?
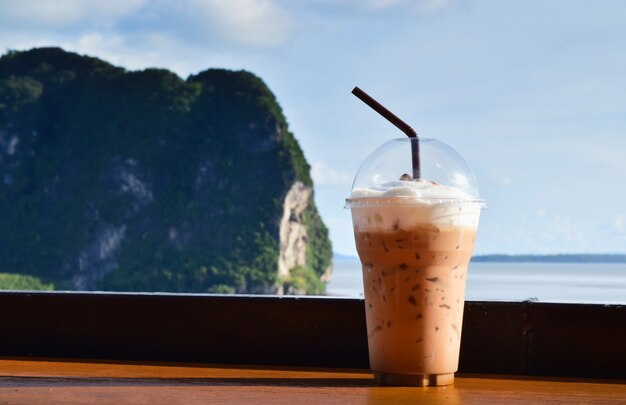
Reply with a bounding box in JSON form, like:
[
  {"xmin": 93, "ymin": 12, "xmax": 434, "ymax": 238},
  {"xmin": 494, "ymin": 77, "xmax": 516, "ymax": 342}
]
[{"xmin": 352, "ymin": 86, "xmax": 421, "ymax": 179}]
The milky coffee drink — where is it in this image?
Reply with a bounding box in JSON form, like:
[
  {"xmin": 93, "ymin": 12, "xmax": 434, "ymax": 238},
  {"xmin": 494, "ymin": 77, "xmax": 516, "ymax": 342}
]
[{"xmin": 349, "ymin": 178, "xmax": 481, "ymax": 386}]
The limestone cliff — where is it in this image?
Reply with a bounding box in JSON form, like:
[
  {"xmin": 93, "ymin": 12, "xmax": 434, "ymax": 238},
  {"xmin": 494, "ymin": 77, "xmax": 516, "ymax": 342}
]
[
  {"xmin": 0, "ymin": 47, "xmax": 332, "ymax": 294},
  {"xmin": 278, "ymin": 182, "xmax": 312, "ymax": 282}
]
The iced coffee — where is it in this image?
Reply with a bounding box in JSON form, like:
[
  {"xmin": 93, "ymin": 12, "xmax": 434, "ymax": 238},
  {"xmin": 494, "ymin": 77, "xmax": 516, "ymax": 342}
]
[{"xmin": 346, "ymin": 138, "xmax": 484, "ymax": 387}]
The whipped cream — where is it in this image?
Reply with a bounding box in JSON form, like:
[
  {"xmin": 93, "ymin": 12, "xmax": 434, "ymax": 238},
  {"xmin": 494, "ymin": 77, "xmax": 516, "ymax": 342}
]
[
  {"xmin": 347, "ymin": 179, "xmax": 483, "ymax": 229},
  {"xmin": 351, "ymin": 179, "xmax": 476, "ymax": 202}
]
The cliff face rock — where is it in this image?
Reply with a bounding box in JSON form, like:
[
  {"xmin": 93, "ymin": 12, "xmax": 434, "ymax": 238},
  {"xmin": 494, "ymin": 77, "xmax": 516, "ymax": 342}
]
[
  {"xmin": 73, "ymin": 224, "xmax": 127, "ymax": 290},
  {"xmin": 278, "ymin": 181, "xmax": 312, "ymax": 294},
  {"xmin": 0, "ymin": 47, "xmax": 332, "ymax": 294}
]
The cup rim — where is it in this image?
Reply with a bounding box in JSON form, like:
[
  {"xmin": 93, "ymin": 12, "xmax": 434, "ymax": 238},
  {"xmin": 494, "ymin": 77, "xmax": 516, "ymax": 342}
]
[{"xmin": 344, "ymin": 196, "xmax": 486, "ymax": 209}]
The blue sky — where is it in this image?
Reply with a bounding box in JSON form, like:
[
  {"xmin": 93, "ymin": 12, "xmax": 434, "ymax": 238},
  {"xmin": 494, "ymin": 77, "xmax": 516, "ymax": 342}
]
[{"xmin": 1, "ymin": 0, "xmax": 625, "ymax": 256}]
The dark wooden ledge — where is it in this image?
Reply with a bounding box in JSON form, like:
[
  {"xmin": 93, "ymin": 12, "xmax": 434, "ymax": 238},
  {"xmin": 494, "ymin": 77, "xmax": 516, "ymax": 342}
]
[{"xmin": 0, "ymin": 292, "xmax": 623, "ymax": 379}]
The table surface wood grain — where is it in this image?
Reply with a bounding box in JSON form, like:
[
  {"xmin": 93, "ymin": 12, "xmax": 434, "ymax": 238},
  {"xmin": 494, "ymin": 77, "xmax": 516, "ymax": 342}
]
[{"xmin": 0, "ymin": 357, "xmax": 624, "ymax": 404}]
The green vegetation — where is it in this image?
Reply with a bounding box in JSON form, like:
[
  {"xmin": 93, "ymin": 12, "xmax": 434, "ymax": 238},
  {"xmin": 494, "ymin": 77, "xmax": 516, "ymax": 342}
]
[
  {"xmin": 0, "ymin": 273, "xmax": 54, "ymax": 290},
  {"xmin": 282, "ymin": 266, "xmax": 326, "ymax": 295},
  {"xmin": 0, "ymin": 47, "xmax": 331, "ymax": 294},
  {"xmin": 0, "ymin": 75, "xmax": 43, "ymax": 114},
  {"xmin": 303, "ymin": 199, "xmax": 332, "ymax": 279}
]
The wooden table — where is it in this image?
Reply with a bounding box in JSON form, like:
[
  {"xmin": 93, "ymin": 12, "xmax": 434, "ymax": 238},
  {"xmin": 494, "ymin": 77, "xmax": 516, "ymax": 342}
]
[{"xmin": 0, "ymin": 358, "xmax": 624, "ymax": 404}]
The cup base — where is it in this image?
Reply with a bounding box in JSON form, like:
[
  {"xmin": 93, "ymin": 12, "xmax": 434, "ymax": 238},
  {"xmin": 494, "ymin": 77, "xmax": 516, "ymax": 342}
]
[{"xmin": 373, "ymin": 372, "xmax": 454, "ymax": 387}]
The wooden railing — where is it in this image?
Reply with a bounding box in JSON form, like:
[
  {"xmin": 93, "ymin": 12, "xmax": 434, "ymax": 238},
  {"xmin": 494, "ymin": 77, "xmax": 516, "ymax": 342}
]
[{"xmin": 0, "ymin": 292, "xmax": 624, "ymax": 379}]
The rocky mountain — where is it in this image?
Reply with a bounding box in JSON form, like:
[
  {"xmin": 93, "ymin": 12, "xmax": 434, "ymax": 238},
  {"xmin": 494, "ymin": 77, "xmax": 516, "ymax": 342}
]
[{"xmin": 0, "ymin": 47, "xmax": 332, "ymax": 294}]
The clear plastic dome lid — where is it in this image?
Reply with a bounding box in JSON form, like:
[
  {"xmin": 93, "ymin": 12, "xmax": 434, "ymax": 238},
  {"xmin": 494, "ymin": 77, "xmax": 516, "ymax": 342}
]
[{"xmin": 346, "ymin": 138, "xmax": 485, "ymax": 207}]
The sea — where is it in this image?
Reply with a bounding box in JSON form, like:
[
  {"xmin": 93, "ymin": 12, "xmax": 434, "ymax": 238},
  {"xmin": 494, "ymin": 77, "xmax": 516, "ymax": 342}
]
[{"xmin": 326, "ymin": 258, "xmax": 626, "ymax": 304}]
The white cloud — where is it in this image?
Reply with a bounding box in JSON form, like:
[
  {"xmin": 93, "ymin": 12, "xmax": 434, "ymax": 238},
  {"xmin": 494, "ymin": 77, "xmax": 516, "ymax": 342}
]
[
  {"xmin": 0, "ymin": 0, "xmax": 295, "ymax": 50},
  {"xmin": 70, "ymin": 32, "xmax": 180, "ymax": 67},
  {"xmin": 188, "ymin": 0, "xmax": 295, "ymax": 47},
  {"xmin": 73, "ymin": 33, "xmax": 124, "ymax": 54},
  {"xmin": 311, "ymin": 162, "xmax": 353, "ymax": 187},
  {"xmin": 299, "ymin": 0, "xmax": 453, "ymax": 14},
  {"xmin": 361, "ymin": 0, "xmax": 453, "ymax": 13},
  {"xmin": 366, "ymin": 0, "xmax": 407, "ymax": 10},
  {"xmin": 0, "ymin": 0, "xmax": 147, "ymax": 28},
  {"xmin": 413, "ymin": 0, "xmax": 452, "ymax": 13},
  {"xmin": 60, "ymin": 33, "xmax": 183, "ymax": 73}
]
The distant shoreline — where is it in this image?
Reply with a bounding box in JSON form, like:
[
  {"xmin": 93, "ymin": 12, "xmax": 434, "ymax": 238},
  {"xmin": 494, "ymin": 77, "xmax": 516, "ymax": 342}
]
[
  {"xmin": 471, "ymin": 254, "xmax": 626, "ymax": 263},
  {"xmin": 334, "ymin": 253, "xmax": 626, "ymax": 263}
]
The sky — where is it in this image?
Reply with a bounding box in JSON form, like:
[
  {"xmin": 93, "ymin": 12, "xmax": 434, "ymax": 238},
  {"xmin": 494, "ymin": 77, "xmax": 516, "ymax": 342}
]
[{"xmin": 1, "ymin": 0, "xmax": 625, "ymax": 256}]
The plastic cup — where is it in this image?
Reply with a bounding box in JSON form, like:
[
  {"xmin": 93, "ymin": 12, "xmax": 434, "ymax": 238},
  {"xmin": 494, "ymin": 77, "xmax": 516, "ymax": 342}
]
[{"xmin": 345, "ymin": 138, "xmax": 485, "ymax": 386}]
